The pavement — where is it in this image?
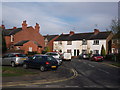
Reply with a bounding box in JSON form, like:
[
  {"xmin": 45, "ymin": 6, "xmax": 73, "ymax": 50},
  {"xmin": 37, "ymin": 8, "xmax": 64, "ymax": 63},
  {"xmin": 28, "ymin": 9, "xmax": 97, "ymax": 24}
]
[{"xmin": 100, "ymin": 60, "xmax": 120, "ymax": 68}]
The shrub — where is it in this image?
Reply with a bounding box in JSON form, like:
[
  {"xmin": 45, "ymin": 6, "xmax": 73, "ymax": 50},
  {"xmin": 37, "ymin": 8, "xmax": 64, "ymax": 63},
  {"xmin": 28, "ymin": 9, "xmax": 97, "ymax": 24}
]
[{"xmin": 101, "ymin": 45, "xmax": 106, "ymax": 56}]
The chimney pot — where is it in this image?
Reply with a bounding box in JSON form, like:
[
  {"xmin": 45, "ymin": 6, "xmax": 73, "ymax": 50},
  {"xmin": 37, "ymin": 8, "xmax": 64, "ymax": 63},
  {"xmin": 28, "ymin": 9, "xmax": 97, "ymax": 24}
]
[
  {"xmin": 1, "ymin": 25, "xmax": 5, "ymax": 29},
  {"xmin": 94, "ymin": 29, "xmax": 100, "ymax": 35},
  {"xmin": 13, "ymin": 27, "xmax": 17, "ymax": 29},
  {"xmin": 35, "ymin": 23, "xmax": 40, "ymax": 33},
  {"xmin": 70, "ymin": 31, "xmax": 74, "ymax": 35},
  {"xmin": 22, "ymin": 20, "xmax": 27, "ymax": 30}
]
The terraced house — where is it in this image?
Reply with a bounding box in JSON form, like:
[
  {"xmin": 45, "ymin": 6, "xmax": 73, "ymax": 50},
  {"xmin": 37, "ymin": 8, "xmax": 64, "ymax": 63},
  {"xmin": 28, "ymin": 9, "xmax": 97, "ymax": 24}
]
[
  {"xmin": 2, "ymin": 20, "xmax": 45, "ymax": 54},
  {"xmin": 53, "ymin": 29, "xmax": 113, "ymax": 56}
]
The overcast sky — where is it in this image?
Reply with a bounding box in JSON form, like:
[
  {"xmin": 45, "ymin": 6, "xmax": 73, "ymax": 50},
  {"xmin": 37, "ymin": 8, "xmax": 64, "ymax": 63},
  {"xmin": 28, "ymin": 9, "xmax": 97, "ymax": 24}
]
[{"xmin": 1, "ymin": 1, "xmax": 118, "ymax": 35}]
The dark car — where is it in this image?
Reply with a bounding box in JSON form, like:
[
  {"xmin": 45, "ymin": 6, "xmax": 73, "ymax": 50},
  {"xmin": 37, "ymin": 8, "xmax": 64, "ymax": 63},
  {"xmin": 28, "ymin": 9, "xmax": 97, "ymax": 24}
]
[
  {"xmin": 79, "ymin": 54, "xmax": 89, "ymax": 59},
  {"xmin": 23, "ymin": 55, "xmax": 59, "ymax": 72},
  {"xmin": 45, "ymin": 52, "xmax": 62, "ymax": 65},
  {"xmin": 90, "ymin": 54, "xmax": 104, "ymax": 61}
]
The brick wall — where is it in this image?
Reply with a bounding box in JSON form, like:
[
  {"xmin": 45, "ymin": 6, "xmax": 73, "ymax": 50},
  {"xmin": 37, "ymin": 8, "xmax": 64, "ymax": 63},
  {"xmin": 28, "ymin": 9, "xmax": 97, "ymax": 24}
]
[{"xmin": 47, "ymin": 36, "xmax": 59, "ymax": 52}]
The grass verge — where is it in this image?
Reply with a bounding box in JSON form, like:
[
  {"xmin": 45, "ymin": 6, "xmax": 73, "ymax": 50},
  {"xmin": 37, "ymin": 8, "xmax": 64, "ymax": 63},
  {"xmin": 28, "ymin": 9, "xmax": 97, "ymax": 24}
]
[
  {"xmin": 111, "ymin": 63, "xmax": 120, "ymax": 67},
  {"xmin": 2, "ymin": 66, "xmax": 38, "ymax": 77}
]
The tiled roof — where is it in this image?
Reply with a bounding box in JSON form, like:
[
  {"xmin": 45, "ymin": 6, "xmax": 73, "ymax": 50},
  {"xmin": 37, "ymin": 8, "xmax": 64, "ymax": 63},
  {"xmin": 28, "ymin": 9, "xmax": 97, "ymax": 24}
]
[
  {"xmin": 14, "ymin": 40, "xmax": 30, "ymax": 46},
  {"xmin": 14, "ymin": 40, "xmax": 42, "ymax": 48},
  {"xmin": 43, "ymin": 35, "xmax": 58, "ymax": 42},
  {"xmin": 2, "ymin": 26, "xmax": 32, "ymax": 36},
  {"xmin": 55, "ymin": 31, "xmax": 112, "ymax": 41},
  {"xmin": 33, "ymin": 41, "xmax": 42, "ymax": 48}
]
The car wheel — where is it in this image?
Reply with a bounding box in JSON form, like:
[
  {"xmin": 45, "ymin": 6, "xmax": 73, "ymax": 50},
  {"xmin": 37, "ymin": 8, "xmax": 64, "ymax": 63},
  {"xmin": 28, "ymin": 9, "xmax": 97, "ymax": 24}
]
[
  {"xmin": 23, "ymin": 63, "xmax": 28, "ymax": 69},
  {"xmin": 40, "ymin": 66, "xmax": 46, "ymax": 72},
  {"xmin": 11, "ymin": 62, "xmax": 16, "ymax": 67}
]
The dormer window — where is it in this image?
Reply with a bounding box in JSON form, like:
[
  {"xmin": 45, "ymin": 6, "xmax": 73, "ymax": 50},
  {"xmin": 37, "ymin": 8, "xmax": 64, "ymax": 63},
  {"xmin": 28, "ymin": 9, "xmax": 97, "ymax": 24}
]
[
  {"xmin": 82, "ymin": 39, "xmax": 87, "ymax": 45},
  {"xmin": 11, "ymin": 35, "xmax": 14, "ymax": 42},
  {"xmin": 93, "ymin": 40, "xmax": 99, "ymax": 45}
]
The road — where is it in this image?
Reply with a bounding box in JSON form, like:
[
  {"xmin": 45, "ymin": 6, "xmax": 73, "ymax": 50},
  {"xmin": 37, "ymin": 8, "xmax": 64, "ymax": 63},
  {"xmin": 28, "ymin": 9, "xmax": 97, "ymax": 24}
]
[{"xmin": 2, "ymin": 58, "xmax": 120, "ymax": 89}]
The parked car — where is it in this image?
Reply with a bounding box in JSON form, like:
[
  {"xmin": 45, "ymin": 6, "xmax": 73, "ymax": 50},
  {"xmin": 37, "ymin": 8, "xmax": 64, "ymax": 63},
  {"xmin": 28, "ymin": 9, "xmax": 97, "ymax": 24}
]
[
  {"xmin": 45, "ymin": 52, "xmax": 62, "ymax": 65},
  {"xmin": 90, "ymin": 54, "xmax": 104, "ymax": 61},
  {"xmin": 79, "ymin": 54, "xmax": 89, "ymax": 59},
  {"xmin": 23, "ymin": 55, "xmax": 59, "ymax": 72},
  {"xmin": 61, "ymin": 52, "xmax": 72, "ymax": 61},
  {"xmin": 2, "ymin": 53, "xmax": 28, "ymax": 67}
]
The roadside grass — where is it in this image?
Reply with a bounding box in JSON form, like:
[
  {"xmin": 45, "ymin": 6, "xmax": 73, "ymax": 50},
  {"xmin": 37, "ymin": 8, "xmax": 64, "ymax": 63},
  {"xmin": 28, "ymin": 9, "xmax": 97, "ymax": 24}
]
[
  {"xmin": 2, "ymin": 66, "xmax": 38, "ymax": 77},
  {"xmin": 111, "ymin": 63, "xmax": 120, "ymax": 67}
]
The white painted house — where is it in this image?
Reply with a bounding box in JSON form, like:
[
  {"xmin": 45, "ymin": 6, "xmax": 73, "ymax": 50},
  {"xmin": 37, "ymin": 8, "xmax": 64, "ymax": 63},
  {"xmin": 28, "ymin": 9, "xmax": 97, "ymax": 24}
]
[{"xmin": 53, "ymin": 29, "xmax": 113, "ymax": 56}]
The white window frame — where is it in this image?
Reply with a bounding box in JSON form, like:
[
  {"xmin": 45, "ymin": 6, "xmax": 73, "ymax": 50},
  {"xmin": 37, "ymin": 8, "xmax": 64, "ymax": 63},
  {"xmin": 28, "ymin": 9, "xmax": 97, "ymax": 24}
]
[
  {"xmin": 93, "ymin": 40, "xmax": 99, "ymax": 45},
  {"xmin": 11, "ymin": 35, "xmax": 14, "ymax": 42}
]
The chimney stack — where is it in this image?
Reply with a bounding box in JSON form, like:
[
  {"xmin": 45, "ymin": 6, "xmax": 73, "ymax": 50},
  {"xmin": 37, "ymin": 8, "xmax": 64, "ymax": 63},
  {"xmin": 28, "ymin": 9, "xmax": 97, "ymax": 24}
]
[
  {"xmin": 69, "ymin": 31, "xmax": 74, "ymax": 36},
  {"xmin": 22, "ymin": 20, "xmax": 27, "ymax": 30},
  {"xmin": 94, "ymin": 29, "xmax": 100, "ymax": 35},
  {"xmin": 13, "ymin": 27, "xmax": 17, "ymax": 29},
  {"xmin": 35, "ymin": 23, "xmax": 40, "ymax": 33},
  {"xmin": 1, "ymin": 25, "xmax": 5, "ymax": 29}
]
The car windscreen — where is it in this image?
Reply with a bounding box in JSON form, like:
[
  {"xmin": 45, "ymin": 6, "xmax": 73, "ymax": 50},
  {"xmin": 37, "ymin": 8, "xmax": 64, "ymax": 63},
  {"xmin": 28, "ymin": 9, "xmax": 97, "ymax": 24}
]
[
  {"xmin": 93, "ymin": 54, "xmax": 100, "ymax": 56},
  {"xmin": 50, "ymin": 53, "xmax": 58, "ymax": 56},
  {"xmin": 16, "ymin": 54, "xmax": 26, "ymax": 57},
  {"xmin": 43, "ymin": 56, "xmax": 57, "ymax": 61}
]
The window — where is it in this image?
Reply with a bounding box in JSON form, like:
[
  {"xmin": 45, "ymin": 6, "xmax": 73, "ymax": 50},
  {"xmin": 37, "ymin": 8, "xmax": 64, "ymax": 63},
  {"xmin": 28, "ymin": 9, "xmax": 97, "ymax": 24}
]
[
  {"xmin": 3, "ymin": 54, "xmax": 9, "ymax": 58},
  {"xmin": 29, "ymin": 47, "xmax": 32, "ymax": 52},
  {"xmin": 16, "ymin": 47, "xmax": 20, "ymax": 50},
  {"xmin": 94, "ymin": 50, "xmax": 99, "ymax": 54},
  {"xmin": 93, "ymin": 40, "xmax": 99, "ymax": 45},
  {"xmin": 11, "ymin": 35, "xmax": 14, "ymax": 42},
  {"xmin": 82, "ymin": 39, "xmax": 87, "ymax": 45},
  {"xmin": 58, "ymin": 41, "xmax": 62, "ymax": 45},
  {"xmin": 35, "ymin": 56, "xmax": 42, "ymax": 60},
  {"xmin": 67, "ymin": 41, "xmax": 72, "ymax": 45},
  {"xmin": 82, "ymin": 50, "xmax": 87, "ymax": 54},
  {"xmin": 67, "ymin": 49, "xmax": 71, "ymax": 53}
]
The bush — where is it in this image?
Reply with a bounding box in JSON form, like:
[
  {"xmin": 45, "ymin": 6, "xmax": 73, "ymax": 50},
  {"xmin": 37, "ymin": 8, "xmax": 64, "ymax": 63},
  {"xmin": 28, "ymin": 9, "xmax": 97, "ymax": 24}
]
[
  {"xmin": 105, "ymin": 53, "xmax": 120, "ymax": 62},
  {"xmin": 101, "ymin": 45, "xmax": 106, "ymax": 56}
]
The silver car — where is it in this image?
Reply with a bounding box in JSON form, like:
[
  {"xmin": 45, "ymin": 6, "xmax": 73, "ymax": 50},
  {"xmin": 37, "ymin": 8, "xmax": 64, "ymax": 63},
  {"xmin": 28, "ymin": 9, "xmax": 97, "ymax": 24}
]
[{"xmin": 2, "ymin": 53, "xmax": 28, "ymax": 67}]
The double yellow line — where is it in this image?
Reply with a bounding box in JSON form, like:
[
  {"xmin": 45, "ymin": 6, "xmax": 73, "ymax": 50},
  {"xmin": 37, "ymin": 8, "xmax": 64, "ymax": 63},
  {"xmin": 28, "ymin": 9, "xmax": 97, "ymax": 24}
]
[{"xmin": 2, "ymin": 69, "xmax": 78, "ymax": 87}]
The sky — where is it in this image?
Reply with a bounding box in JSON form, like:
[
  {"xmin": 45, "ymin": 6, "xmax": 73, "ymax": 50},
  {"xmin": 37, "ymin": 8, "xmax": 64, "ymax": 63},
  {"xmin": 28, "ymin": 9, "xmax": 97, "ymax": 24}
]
[{"xmin": 1, "ymin": 0, "xmax": 119, "ymax": 35}]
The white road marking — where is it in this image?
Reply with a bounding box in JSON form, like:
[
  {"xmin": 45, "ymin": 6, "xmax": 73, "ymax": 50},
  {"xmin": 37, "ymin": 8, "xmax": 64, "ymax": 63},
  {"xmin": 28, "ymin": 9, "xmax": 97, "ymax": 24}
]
[
  {"xmin": 65, "ymin": 85, "xmax": 79, "ymax": 88},
  {"xmin": 88, "ymin": 64, "xmax": 95, "ymax": 67},
  {"xmin": 98, "ymin": 69, "xmax": 110, "ymax": 74},
  {"xmin": 45, "ymin": 85, "xmax": 61, "ymax": 88}
]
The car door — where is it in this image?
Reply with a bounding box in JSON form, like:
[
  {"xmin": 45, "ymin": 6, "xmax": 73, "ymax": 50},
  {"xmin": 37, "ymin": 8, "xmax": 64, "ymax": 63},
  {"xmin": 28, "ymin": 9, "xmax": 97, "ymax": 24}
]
[
  {"xmin": 2, "ymin": 54, "xmax": 11, "ymax": 65},
  {"xmin": 28, "ymin": 56, "xmax": 35, "ymax": 67},
  {"xmin": 2, "ymin": 54, "xmax": 9, "ymax": 65},
  {"xmin": 33, "ymin": 56, "xmax": 43, "ymax": 68},
  {"xmin": 8, "ymin": 54, "xmax": 16, "ymax": 64}
]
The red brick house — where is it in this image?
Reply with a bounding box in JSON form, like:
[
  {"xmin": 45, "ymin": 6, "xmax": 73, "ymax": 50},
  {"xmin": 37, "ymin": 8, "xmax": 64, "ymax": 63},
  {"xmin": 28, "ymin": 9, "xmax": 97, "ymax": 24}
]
[
  {"xmin": 2, "ymin": 20, "xmax": 45, "ymax": 54},
  {"xmin": 111, "ymin": 35, "xmax": 120, "ymax": 54},
  {"xmin": 44, "ymin": 35, "xmax": 59, "ymax": 52}
]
